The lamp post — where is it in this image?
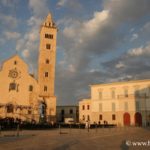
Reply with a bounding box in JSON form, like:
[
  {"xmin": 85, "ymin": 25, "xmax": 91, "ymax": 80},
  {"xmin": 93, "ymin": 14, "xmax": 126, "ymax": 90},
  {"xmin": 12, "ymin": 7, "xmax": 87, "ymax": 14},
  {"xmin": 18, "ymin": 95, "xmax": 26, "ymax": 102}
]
[
  {"xmin": 144, "ymin": 94, "xmax": 147, "ymax": 127},
  {"xmin": 0, "ymin": 125, "xmax": 1, "ymax": 136}
]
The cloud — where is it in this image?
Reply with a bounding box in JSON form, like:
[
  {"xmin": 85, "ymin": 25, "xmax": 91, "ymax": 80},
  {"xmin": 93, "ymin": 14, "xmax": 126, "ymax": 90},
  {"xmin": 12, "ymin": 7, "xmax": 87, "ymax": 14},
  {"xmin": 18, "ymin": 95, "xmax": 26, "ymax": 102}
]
[
  {"xmin": 139, "ymin": 21, "xmax": 150, "ymax": 39},
  {"xmin": 0, "ymin": 0, "xmax": 18, "ymax": 8},
  {"xmin": 59, "ymin": 9, "xmax": 112, "ymax": 72},
  {"xmin": 57, "ymin": 0, "xmax": 67, "ymax": 7},
  {"xmin": 56, "ymin": 0, "xmax": 150, "ymax": 104},
  {"xmin": 15, "ymin": 0, "xmax": 49, "ymax": 74},
  {"xmin": 141, "ymin": 22, "xmax": 150, "ymax": 33},
  {"xmin": 16, "ymin": 39, "xmax": 25, "ymax": 51},
  {"xmin": 103, "ymin": 42, "xmax": 150, "ymax": 82},
  {"xmin": 56, "ymin": 63, "xmax": 108, "ymax": 105},
  {"xmin": 115, "ymin": 61, "xmax": 126, "ymax": 69},
  {"xmin": 103, "ymin": 0, "xmax": 150, "ymax": 22},
  {"xmin": 22, "ymin": 49, "xmax": 30, "ymax": 58},
  {"xmin": 130, "ymin": 33, "xmax": 138, "ymax": 41},
  {"xmin": 16, "ymin": 18, "xmax": 40, "ymax": 52},
  {"xmin": 27, "ymin": 16, "xmax": 42, "ymax": 26},
  {"xmin": 28, "ymin": 0, "xmax": 48, "ymax": 17},
  {"xmin": 128, "ymin": 43, "xmax": 150, "ymax": 56},
  {"xmin": 16, "ymin": 16, "xmax": 40, "ymax": 73},
  {"xmin": 128, "ymin": 47, "xmax": 143, "ymax": 56},
  {"xmin": 0, "ymin": 13, "xmax": 19, "ymax": 46},
  {"xmin": 0, "ymin": 13, "xmax": 18, "ymax": 29},
  {"xmin": 83, "ymin": 10, "xmax": 109, "ymax": 36},
  {"xmin": 68, "ymin": 64, "xmax": 76, "ymax": 73},
  {"xmin": 3, "ymin": 31, "xmax": 20, "ymax": 40},
  {"xmin": 0, "ymin": 38, "xmax": 5, "ymax": 45},
  {"xmin": 59, "ymin": 0, "xmax": 150, "ymax": 72},
  {"xmin": 62, "ymin": 10, "xmax": 109, "ymax": 41},
  {"xmin": 57, "ymin": 0, "xmax": 81, "ymax": 9}
]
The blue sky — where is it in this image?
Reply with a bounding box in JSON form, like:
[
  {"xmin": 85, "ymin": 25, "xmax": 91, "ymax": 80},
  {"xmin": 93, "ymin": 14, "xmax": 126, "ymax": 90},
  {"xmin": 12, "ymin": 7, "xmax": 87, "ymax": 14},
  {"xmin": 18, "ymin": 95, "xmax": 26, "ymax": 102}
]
[{"xmin": 0, "ymin": 0, "xmax": 150, "ymax": 105}]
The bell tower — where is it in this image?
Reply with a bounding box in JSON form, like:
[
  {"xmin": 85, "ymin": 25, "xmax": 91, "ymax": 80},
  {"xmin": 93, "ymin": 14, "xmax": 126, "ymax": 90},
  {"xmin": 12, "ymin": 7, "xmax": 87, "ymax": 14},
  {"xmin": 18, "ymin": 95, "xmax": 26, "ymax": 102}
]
[{"xmin": 38, "ymin": 13, "xmax": 57, "ymax": 123}]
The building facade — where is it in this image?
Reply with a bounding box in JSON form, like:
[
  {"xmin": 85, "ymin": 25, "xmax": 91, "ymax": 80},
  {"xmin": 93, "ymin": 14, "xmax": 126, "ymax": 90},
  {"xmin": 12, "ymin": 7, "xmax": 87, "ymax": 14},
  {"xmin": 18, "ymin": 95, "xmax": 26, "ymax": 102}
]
[
  {"xmin": 38, "ymin": 13, "xmax": 57, "ymax": 123},
  {"xmin": 79, "ymin": 79, "xmax": 150, "ymax": 126},
  {"xmin": 56, "ymin": 106, "xmax": 79, "ymax": 123},
  {"xmin": 0, "ymin": 13, "xmax": 57, "ymax": 123},
  {"xmin": 79, "ymin": 99, "xmax": 91, "ymax": 123},
  {"xmin": 0, "ymin": 55, "xmax": 39, "ymax": 122}
]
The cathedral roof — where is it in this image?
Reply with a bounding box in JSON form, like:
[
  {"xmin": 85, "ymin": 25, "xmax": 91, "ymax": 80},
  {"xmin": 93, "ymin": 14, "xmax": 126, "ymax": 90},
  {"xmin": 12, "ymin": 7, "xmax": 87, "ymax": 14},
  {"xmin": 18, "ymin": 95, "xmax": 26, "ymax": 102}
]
[
  {"xmin": 2, "ymin": 54, "xmax": 26, "ymax": 64},
  {"xmin": 0, "ymin": 54, "xmax": 28, "ymax": 72}
]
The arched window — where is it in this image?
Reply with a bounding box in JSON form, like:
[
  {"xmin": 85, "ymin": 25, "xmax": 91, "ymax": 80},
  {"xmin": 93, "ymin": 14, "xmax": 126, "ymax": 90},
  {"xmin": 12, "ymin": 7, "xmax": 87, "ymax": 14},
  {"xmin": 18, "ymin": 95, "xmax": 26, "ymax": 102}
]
[
  {"xmin": 45, "ymin": 72, "xmax": 49, "ymax": 77},
  {"xmin": 112, "ymin": 114, "xmax": 116, "ymax": 120},
  {"xmin": 46, "ymin": 44, "xmax": 51, "ymax": 49},
  {"xmin": 70, "ymin": 109, "xmax": 73, "ymax": 114},
  {"xmin": 7, "ymin": 104, "xmax": 14, "ymax": 113},
  {"xmin": 112, "ymin": 103, "xmax": 116, "ymax": 112},
  {"xmin": 99, "ymin": 114, "xmax": 103, "ymax": 120},
  {"xmin": 61, "ymin": 109, "xmax": 65, "ymax": 115},
  {"xmin": 9, "ymin": 82, "xmax": 16, "ymax": 91},
  {"xmin": 14, "ymin": 61, "xmax": 17, "ymax": 65},
  {"xmin": 124, "ymin": 89, "xmax": 128, "ymax": 97},
  {"xmin": 82, "ymin": 105, "xmax": 85, "ymax": 110},
  {"xmin": 87, "ymin": 115, "xmax": 90, "ymax": 121},
  {"xmin": 82, "ymin": 115, "xmax": 85, "ymax": 120},
  {"xmin": 44, "ymin": 86, "xmax": 47, "ymax": 91},
  {"xmin": 29, "ymin": 85, "xmax": 33, "ymax": 91},
  {"xmin": 46, "ymin": 59, "xmax": 49, "ymax": 64},
  {"xmin": 111, "ymin": 89, "xmax": 115, "ymax": 99},
  {"xmin": 99, "ymin": 91, "xmax": 103, "ymax": 99},
  {"xmin": 99, "ymin": 103, "xmax": 102, "ymax": 112}
]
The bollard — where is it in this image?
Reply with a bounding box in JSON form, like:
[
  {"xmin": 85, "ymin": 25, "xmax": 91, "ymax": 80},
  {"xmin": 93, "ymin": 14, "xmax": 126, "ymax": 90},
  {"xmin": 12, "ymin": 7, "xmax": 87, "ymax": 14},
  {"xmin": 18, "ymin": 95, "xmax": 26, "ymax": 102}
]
[
  {"xmin": 79, "ymin": 124, "xmax": 81, "ymax": 134},
  {"xmin": 0, "ymin": 125, "xmax": 1, "ymax": 136},
  {"xmin": 88, "ymin": 123, "xmax": 90, "ymax": 132},
  {"xmin": 95, "ymin": 124, "xmax": 98, "ymax": 133},
  {"xmin": 16, "ymin": 124, "xmax": 20, "ymax": 137},
  {"xmin": 59, "ymin": 124, "xmax": 61, "ymax": 134},
  {"xmin": 69, "ymin": 124, "xmax": 71, "ymax": 134}
]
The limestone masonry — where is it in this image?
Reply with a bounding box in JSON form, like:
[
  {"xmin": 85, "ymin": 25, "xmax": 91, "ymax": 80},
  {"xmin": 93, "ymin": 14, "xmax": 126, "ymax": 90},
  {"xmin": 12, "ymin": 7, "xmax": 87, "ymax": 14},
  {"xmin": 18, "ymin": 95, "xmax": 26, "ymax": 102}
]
[
  {"xmin": 79, "ymin": 79, "xmax": 150, "ymax": 126},
  {"xmin": 0, "ymin": 13, "xmax": 57, "ymax": 124}
]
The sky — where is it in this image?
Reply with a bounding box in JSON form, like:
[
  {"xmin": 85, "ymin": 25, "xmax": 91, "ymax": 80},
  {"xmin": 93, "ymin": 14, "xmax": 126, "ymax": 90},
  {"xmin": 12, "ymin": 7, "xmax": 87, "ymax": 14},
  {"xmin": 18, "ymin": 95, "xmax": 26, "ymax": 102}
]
[{"xmin": 0, "ymin": 0, "xmax": 150, "ymax": 105}]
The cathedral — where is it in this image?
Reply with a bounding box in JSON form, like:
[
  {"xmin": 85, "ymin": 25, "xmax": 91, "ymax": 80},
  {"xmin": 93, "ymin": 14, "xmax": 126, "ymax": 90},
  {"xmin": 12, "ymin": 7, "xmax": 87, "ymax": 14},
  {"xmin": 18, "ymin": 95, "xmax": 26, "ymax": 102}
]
[{"xmin": 0, "ymin": 13, "xmax": 57, "ymax": 124}]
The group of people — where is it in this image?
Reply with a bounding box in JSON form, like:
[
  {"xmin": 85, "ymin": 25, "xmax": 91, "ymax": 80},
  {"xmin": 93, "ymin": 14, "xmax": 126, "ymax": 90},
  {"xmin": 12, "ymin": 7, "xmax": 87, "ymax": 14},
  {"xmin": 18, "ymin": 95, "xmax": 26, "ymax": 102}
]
[{"xmin": 85, "ymin": 120, "xmax": 109, "ymax": 129}]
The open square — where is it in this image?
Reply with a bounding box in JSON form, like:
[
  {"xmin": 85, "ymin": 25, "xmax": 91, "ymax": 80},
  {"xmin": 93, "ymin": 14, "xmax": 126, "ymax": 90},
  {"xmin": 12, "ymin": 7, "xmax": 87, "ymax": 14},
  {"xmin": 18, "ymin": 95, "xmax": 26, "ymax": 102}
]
[{"xmin": 0, "ymin": 127, "xmax": 150, "ymax": 150}]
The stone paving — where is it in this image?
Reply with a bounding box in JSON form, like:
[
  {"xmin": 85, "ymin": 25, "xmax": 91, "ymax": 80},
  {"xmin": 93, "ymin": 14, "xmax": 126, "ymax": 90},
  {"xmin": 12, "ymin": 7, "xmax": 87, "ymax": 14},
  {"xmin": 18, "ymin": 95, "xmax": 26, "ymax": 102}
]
[{"xmin": 0, "ymin": 127, "xmax": 150, "ymax": 150}]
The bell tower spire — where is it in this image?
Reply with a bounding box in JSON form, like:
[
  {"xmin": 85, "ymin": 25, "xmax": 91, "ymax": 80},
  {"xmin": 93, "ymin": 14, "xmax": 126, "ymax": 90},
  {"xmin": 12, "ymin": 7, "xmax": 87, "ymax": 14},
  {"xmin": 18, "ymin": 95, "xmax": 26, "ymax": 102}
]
[
  {"xmin": 42, "ymin": 13, "xmax": 56, "ymax": 27},
  {"xmin": 38, "ymin": 13, "xmax": 57, "ymax": 123}
]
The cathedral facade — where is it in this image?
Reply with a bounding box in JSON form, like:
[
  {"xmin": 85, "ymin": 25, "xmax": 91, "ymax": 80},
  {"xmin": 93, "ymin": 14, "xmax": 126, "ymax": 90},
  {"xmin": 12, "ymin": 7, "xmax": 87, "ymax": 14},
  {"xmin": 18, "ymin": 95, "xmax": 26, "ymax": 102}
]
[{"xmin": 0, "ymin": 13, "xmax": 57, "ymax": 124}]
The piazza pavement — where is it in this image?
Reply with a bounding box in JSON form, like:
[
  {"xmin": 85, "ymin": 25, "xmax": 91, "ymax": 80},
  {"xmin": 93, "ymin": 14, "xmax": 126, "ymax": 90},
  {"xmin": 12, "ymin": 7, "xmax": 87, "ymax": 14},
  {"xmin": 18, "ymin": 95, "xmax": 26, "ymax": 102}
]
[{"xmin": 0, "ymin": 127, "xmax": 150, "ymax": 150}]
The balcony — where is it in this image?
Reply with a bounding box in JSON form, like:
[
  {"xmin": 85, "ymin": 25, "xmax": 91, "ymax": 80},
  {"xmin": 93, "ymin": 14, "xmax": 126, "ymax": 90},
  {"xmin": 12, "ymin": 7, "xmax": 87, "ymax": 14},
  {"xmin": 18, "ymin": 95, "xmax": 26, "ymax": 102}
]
[
  {"xmin": 117, "ymin": 94, "xmax": 150, "ymax": 99},
  {"xmin": 117, "ymin": 94, "xmax": 135, "ymax": 99}
]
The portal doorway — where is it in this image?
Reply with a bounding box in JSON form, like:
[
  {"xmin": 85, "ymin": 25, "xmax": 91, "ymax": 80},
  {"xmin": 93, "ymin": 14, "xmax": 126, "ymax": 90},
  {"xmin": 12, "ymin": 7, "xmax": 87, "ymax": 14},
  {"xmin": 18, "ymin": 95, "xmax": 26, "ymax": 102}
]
[
  {"xmin": 39, "ymin": 102, "xmax": 47, "ymax": 123},
  {"xmin": 134, "ymin": 112, "xmax": 142, "ymax": 126},
  {"xmin": 123, "ymin": 112, "xmax": 131, "ymax": 126}
]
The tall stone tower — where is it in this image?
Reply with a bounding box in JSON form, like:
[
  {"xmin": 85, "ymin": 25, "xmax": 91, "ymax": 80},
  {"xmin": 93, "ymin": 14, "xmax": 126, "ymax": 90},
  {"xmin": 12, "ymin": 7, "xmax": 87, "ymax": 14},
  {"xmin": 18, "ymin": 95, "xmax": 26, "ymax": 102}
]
[{"xmin": 38, "ymin": 13, "xmax": 57, "ymax": 123}]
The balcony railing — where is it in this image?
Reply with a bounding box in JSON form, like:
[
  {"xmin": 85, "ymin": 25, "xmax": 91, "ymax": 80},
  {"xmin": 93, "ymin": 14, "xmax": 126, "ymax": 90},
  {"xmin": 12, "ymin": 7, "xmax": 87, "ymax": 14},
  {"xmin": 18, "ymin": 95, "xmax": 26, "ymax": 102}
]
[
  {"xmin": 117, "ymin": 94, "xmax": 135, "ymax": 99},
  {"xmin": 117, "ymin": 94, "xmax": 150, "ymax": 99}
]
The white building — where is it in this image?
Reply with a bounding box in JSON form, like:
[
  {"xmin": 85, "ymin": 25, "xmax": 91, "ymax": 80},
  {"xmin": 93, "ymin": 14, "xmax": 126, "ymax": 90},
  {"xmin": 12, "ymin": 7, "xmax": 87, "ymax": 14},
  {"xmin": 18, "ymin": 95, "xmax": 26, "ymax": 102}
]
[{"xmin": 79, "ymin": 79, "xmax": 150, "ymax": 126}]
